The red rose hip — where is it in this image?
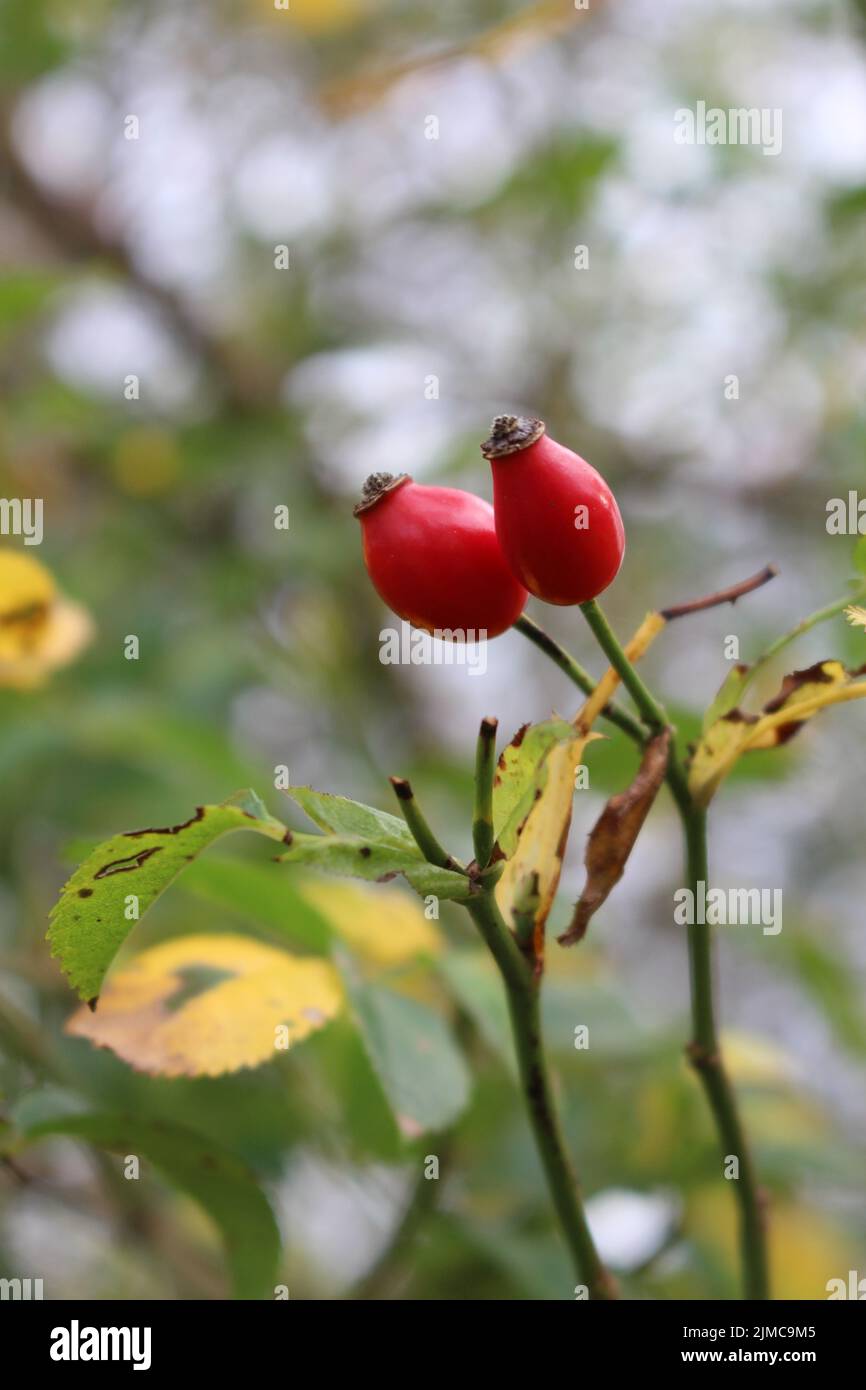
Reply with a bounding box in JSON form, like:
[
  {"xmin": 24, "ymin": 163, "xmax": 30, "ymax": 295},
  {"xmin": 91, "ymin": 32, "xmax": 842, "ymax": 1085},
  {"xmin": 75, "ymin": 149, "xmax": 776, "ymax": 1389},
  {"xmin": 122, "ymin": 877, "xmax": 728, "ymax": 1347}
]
[
  {"xmin": 481, "ymin": 415, "xmax": 625, "ymax": 606},
  {"xmin": 355, "ymin": 473, "xmax": 527, "ymax": 638}
]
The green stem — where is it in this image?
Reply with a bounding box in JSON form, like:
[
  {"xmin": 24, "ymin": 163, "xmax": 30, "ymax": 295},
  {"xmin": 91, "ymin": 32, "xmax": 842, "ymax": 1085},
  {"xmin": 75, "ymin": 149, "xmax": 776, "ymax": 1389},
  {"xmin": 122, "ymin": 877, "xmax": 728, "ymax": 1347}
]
[
  {"xmin": 535, "ymin": 599, "xmax": 770, "ymax": 1299},
  {"xmin": 391, "ymin": 752, "xmax": 615, "ymax": 1298},
  {"xmin": 513, "ymin": 610, "xmax": 691, "ymax": 815},
  {"xmin": 519, "ymin": 580, "xmax": 862, "ymax": 1298},
  {"xmin": 472, "ymin": 717, "xmax": 498, "ymax": 869},
  {"xmin": 514, "ymin": 613, "xmax": 643, "ymax": 741},
  {"xmin": 389, "ymin": 777, "xmax": 463, "ymax": 872},
  {"xmin": 579, "ymin": 599, "xmax": 668, "ymax": 730},
  {"xmin": 466, "ymin": 892, "xmax": 617, "ymax": 1299},
  {"xmin": 743, "ymin": 578, "xmax": 866, "ymax": 693},
  {"xmin": 683, "ymin": 805, "xmax": 770, "ymax": 1300}
]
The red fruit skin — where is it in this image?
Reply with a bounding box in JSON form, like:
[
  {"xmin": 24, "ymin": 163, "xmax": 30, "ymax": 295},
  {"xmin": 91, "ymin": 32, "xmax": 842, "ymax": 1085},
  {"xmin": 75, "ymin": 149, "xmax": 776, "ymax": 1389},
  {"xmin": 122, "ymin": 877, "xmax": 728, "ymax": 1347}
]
[
  {"xmin": 357, "ymin": 478, "xmax": 527, "ymax": 638},
  {"xmin": 488, "ymin": 427, "xmax": 625, "ymax": 605}
]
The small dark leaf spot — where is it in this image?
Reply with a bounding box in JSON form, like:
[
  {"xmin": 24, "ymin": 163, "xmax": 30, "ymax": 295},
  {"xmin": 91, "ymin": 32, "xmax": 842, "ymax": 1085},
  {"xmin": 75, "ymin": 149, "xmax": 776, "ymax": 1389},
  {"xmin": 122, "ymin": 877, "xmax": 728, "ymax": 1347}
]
[
  {"xmin": 78, "ymin": 888, "xmax": 93, "ymax": 899},
  {"xmin": 95, "ymin": 845, "xmax": 163, "ymax": 878},
  {"xmin": 359, "ymin": 846, "xmax": 372, "ymax": 858},
  {"xmin": 123, "ymin": 807, "xmax": 206, "ymax": 839}
]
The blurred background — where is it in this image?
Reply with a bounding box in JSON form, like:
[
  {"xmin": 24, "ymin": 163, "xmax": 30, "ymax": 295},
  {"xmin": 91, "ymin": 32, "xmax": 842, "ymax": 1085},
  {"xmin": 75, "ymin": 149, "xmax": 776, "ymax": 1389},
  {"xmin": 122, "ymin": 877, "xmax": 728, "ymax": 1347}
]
[{"xmin": 2, "ymin": 0, "xmax": 866, "ymax": 1300}]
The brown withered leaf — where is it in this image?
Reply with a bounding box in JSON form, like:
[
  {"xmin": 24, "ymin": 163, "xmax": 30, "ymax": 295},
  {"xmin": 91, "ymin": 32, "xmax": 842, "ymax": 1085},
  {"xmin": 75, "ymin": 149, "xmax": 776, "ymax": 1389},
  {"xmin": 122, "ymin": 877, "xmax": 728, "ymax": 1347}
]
[{"xmin": 558, "ymin": 729, "xmax": 670, "ymax": 947}]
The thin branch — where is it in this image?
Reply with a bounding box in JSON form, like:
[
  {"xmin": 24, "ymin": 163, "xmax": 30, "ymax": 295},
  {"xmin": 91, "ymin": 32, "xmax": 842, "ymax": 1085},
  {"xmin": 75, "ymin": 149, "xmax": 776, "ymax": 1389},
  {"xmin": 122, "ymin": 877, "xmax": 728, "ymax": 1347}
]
[
  {"xmin": 351, "ymin": 1140, "xmax": 452, "ymax": 1300},
  {"xmin": 575, "ymin": 599, "xmax": 770, "ymax": 1300},
  {"xmin": 0, "ymin": 107, "xmax": 278, "ymax": 415},
  {"xmin": 744, "ymin": 577, "xmax": 866, "ymax": 689},
  {"xmin": 472, "ymin": 716, "xmax": 498, "ymax": 869},
  {"xmin": 394, "ymin": 760, "xmax": 616, "ymax": 1298},
  {"xmin": 1, "ymin": 1155, "xmax": 31, "ymax": 1184},
  {"xmin": 513, "ymin": 614, "xmax": 644, "ymax": 741},
  {"xmin": 389, "ymin": 777, "xmax": 463, "ymax": 872},
  {"xmin": 465, "ymin": 894, "xmax": 617, "ymax": 1300},
  {"xmin": 660, "ymin": 564, "xmax": 778, "ymax": 621},
  {"xmin": 580, "ymin": 599, "xmax": 669, "ymax": 731},
  {"xmin": 682, "ymin": 807, "xmax": 770, "ymax": 1299}
]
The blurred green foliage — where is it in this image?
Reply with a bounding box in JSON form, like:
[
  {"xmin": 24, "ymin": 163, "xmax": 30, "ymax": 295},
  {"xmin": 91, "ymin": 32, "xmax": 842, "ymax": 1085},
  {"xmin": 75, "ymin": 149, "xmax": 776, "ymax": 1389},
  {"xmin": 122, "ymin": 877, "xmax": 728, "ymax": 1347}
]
[{"xmin": 1, "ymin": 0, "xmax": 865, "ymax": 1301}]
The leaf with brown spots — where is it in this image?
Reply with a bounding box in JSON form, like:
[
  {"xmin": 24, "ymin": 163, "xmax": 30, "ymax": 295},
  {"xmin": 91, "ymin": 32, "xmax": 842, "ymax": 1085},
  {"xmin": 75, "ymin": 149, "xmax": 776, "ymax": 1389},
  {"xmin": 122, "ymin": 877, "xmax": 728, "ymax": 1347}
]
[
  {"xmin": 689, "ymin": 660, "xmax": 866, "ymax": 807},
  {"xmin": 277, "ymin": 828, "xmax": 472, "ymax": 901},
  {"xmin": 701, "ymin": 663, "xmax": 752, "ymax": 732},
  {"xmin": 492, "ymin": 718, "xmax": 579, "ymax": 860},
  {"xmin": 496, "ymin": 728, "xmax": 602, "ymax": 966},
  {"xmin": 559, "ymin": 730, "xmax": 670, "ymax": 947},
  {"xmin": 48, "ymin": 790, "xmax": 288, "ymax": 1002}
]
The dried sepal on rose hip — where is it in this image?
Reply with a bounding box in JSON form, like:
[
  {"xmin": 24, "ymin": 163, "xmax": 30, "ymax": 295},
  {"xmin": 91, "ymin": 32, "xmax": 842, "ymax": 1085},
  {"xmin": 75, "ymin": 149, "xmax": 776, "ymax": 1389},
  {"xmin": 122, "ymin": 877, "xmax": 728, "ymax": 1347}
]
[
  {"xmin": 482, "ymin": 415, "xmax": 625, "ymax": 606},
  {"xmin": 355, "ymin": 472, "xmax": 527, "ymax": 638}
]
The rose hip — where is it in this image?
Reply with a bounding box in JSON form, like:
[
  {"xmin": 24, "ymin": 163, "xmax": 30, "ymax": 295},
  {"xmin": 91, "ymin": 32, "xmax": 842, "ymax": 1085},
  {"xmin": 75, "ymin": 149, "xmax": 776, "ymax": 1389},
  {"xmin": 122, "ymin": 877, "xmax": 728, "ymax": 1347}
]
[
  {"xmin": 355, "ymin": 473, "xmax": 527, "ymax": 638},
  {"xmin": 482, "ymin": 415, "xmax": 625, "ymax": 606}
]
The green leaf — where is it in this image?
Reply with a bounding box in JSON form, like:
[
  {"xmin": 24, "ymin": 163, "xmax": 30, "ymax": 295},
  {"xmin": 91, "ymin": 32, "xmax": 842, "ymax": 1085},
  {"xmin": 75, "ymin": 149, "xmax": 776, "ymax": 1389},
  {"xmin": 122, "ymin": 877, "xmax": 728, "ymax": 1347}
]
[
  {"xmin": 279, "ymin": 831, "xmax": 472, "ymax": 901},
  {"xmin": 48, "ymin": 790, "xmax": 288, "ymax": 1002},
  {"xmin": 13, "ymin": 1107, "xmax": 280, "ymax": 1299},
  {"xmin": 286, "ymin": 785, "xmax": 416, "ymax": 850},
  {"xmin": 341, "ymin": 965, "xmax": 471, "ymax": 1136},
  {"xmin": 492, "ymin": 718, "xmax": 577, "ymax": 858}
]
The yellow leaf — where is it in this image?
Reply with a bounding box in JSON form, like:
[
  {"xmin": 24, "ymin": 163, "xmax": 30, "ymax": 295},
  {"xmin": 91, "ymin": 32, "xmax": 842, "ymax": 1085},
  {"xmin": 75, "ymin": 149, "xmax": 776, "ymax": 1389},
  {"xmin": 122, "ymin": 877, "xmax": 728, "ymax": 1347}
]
[
  {"xmin": 574, "ymin": 611, "xmax": 666, "ymax": 730},
  {"xmin": 297, "ymin": 877, "xmax": 441, "ymax": 967},
  {"xmin": 257, "ymin": 0, "xmax": 368, "ymax": 34},
  {"xmin": 0, "ymin": 549, "xmax": 94, "ymax": 689},
  {"xmin": 0, "ymin": 547, "xmax": 55, "ymax": 614},
  {"xmin": 66, "ymin": 934, "xmax": 343, "ymax": 1076},
  {"xmin": 491, "ymin": 610, "xmax": 665, "ymax": 963},
  {"xmin": 689, "ymin": 660, "xmax": 866, "ymax": 807},
  {"xmin": 686, "ymin": 711, "xmax": 757, "ymax": 807},
  {"xmin": 495, "ymin": 730, "xmax": 601, "ymax": 963}
]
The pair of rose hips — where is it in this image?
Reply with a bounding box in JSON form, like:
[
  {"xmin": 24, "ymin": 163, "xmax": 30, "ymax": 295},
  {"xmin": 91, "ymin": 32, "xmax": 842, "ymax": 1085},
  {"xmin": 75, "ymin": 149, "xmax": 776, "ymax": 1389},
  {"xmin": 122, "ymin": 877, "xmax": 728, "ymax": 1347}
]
[{"xmin": 355, "ymin": 415, "xmax": 625, "ymax": 637}]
